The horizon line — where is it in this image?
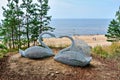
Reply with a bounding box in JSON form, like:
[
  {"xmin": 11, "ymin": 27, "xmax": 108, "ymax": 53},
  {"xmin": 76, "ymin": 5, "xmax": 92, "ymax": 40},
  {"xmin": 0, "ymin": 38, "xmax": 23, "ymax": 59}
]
[{"xmin": 51, "ymin": 18, "xmax": 113, "ymax": 19}]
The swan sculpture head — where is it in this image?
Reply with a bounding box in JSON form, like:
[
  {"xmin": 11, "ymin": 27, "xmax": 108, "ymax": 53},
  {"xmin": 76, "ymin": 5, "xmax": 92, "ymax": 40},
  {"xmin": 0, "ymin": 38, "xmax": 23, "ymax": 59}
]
[
  {"xmin": 54, "ymin": 35, "xmax": 92, "ymax": 67},
  {"xmin": 38, "ymin": 32, "xmax": 56, "ymax": 49},
  {"xmin": 58, "ymin": 36, "xmax": 75, "ymax": 53},
  {"xmin": 19, "ymin": 32, "xmax": 56, "ymax": 59}
]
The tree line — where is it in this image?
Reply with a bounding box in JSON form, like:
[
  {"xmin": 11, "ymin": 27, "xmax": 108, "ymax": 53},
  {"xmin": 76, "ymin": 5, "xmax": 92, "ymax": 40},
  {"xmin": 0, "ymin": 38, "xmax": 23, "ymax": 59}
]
[{"xmin": 0, "ymin": 0, "xmax": 55, "ymax": 49}]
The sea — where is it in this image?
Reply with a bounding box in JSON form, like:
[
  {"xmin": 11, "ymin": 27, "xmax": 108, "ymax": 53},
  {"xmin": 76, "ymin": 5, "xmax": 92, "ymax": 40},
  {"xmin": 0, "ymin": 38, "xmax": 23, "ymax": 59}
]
[
  {"xmin": 0, "ymin": 18, "xmax": 112, "ymax": 39},
  {"xmin": 50, "ymin": 19, "xmax": 112, "ymax": 37}
]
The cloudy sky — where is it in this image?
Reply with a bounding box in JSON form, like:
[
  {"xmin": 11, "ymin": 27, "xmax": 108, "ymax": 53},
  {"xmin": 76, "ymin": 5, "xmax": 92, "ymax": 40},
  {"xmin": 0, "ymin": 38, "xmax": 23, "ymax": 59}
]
[{"xmin": 0, "ymin": 0, "xmax": 120, "ymax": 20}]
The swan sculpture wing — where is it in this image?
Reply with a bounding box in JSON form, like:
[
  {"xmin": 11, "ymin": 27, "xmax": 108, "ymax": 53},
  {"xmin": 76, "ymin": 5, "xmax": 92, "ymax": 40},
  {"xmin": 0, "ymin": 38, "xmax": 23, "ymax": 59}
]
[
  {"xmin": 19, "ymin": 32, "xmax": 55, "ymax": 59},
  {"xmin": 71, "ymin": 39, "xmax": 91, "ymax": 57},
  {"xmin": 54, "ymin": 36, "xmax": 92, "ymax": 67}
]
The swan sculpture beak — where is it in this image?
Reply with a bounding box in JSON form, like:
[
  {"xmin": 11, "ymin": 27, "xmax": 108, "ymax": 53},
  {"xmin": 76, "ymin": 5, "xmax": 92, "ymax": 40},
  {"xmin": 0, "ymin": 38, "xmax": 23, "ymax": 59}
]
[
  {"xmin": 58, "ymin": 36, "xmax": 62, "ymax": 38},
  {"xmin": 46, "ymin": 32, "xmax": 56, "ymax": 38},
  {"xmin": 51, "ymin": 34, "xmax": 56, "ymax": 37},
  {"xmin": 58, "ymin": 35, "xmax": 71, "ymax": 38}
]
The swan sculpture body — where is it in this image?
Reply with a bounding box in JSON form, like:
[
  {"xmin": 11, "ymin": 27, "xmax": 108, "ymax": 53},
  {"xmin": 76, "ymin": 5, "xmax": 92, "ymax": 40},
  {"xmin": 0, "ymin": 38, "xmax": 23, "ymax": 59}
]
[
  {"xmin": 54, "ymin": 36, "xmax": 92, "ymax": 67},
  {"xmin": 19, "ymin": 32, "xmax": 55, "ymax": 59}
]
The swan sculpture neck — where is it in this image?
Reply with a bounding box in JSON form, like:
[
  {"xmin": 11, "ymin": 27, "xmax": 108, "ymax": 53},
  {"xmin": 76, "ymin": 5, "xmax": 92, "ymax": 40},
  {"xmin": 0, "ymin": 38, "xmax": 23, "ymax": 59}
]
[
  {"xmin": 39, "ymin": 32, "xmax": 55, "ymax": 49},
  {"xmin": 59, "ymin": 36, "xmax": 75, "ymax": 53}
]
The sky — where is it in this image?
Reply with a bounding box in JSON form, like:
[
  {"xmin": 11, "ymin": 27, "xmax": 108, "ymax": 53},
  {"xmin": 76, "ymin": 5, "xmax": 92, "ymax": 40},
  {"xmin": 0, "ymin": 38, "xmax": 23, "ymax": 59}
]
[{"xmin": 0, "ymin": 0, "xmax": 120, "ymax": 20}]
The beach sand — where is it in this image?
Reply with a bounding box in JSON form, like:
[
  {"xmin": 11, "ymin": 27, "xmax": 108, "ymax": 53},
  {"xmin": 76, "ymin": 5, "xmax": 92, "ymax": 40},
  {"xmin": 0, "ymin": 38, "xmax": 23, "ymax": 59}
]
[
  {"xmin": 43, "ymin": 35, "xmax": 111, "ymax": 48},
  {"xmin": 0, "ymin": 35, "xmax": 112, "ymax": 48}
]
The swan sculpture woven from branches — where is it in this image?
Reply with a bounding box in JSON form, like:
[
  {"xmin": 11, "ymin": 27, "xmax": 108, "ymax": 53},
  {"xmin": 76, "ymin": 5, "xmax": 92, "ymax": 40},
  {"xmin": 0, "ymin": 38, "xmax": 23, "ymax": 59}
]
[
  {"xmin": 54, "ymin": 36, "xmax": 92, "ymax": 67},
  {"xmin": 19, "ymin": 32, "xmax": 55, "ymax": 59}
]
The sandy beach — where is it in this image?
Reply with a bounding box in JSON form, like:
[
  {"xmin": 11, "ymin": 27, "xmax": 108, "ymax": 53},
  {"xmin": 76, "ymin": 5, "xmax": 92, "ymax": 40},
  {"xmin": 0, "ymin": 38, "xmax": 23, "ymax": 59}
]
[
  {"xmin": 0, "ymin": 35, "xmax": 112, "ymax": 48},
  {"xmin": 43, "ymin": 35, "xmax": 111, "ymax": 48}
]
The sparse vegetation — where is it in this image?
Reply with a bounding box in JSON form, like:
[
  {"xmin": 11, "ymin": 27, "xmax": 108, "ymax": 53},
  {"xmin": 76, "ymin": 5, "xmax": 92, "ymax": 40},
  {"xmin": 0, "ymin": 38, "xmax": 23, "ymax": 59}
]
[
  {"xmin": 92, "ymin": 42, "xmax": 120, "ymax": 58},
  {"xmin": 0, "ymin": 44, "xmax": 7, "ymax": 49},
  {"xmin": 0, "ymin": 44, "xmax": 8, "ymax": 58},
  {"xmin": 92, "ymin": 45, "xmax": 109, "ymax": 58}
]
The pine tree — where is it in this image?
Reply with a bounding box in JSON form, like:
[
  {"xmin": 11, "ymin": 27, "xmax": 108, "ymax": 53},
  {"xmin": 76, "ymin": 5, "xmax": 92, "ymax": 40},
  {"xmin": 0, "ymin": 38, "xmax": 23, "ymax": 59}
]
[
  {"xmin": 27, "ymin": 2, "xmax": 40, "ymax": 46},
  {"xmin": 1, "ymin": 0, "xmax": 23, "ymax": 49},
  {"xmin": 0, "ymin": 19, "xmax": 12, "ymax": 48},
  {"xmin": 13, "ymin": 0, "xmax": 24, "ymax": 49},
  {"xmin": 105, "ymin": 7, "xmax": 120, "ymax": 42},
  {"xmin": 37, "ymin": 0, "xmax": 55, "ymax": 34},
  {"xmin": 1, "ymin": 0, "xmax": 17, "ymax": 48},
  {"xmin": 30, "ymin": 0, "xmax": 55, "ymax": 45},
  {"xmin": 20, "ymin": 0, "xmax": 34, "ymax": 47},
  {"xmin": 0, "ymin": 0, "xmax": 55, "ymax": 48}
]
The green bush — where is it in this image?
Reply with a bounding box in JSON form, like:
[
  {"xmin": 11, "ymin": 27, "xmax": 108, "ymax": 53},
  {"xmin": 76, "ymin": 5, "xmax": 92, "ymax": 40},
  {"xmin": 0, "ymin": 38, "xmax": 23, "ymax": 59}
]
[
  {"xmin": 0, "ymin": 44, "xmax": 7, "ymax": 49},
  {"xmin": 92, "ymin": 45, "xmax": 109, "ymax": 58},
  {"xmin": 0, "ymin": 44, "xmax": 8, "ymax": 58}
]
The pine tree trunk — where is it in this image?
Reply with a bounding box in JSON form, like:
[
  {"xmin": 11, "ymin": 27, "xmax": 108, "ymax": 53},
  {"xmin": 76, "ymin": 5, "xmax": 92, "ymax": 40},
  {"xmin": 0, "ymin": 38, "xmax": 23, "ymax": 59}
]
[
  {"xmin": 26, "ymin": 17, "xmax": 30, "ymax": 47},
  {"xmin": 33, "ymin": 40, "xmax": 35, "ymax": 46},
  {"xmin": 18, "ymin": 25, "xmax": 21, "ymax": 48},
  {"xmin": 12, "ymin": 27, "xmax": 15, "ymax": 49}
]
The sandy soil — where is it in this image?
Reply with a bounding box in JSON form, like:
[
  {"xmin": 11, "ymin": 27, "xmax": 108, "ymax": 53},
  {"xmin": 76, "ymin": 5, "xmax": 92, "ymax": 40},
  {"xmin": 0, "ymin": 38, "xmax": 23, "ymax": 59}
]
[
  {"xmin": 43, "ymin": 35, "xmax": 111, "ymax": 48},
  {"xmin": 0, "ymin": 50, "xmax": 120, "ymax": 80},
  {"xmin": 0, "ymin": 35, "xmax": 119, "ymax": 80}
]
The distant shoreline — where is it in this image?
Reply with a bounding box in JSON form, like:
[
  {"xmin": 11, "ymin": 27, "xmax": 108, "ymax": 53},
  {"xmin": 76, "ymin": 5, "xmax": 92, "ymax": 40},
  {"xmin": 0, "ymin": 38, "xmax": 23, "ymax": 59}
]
[
  {"xmin": 51, "ymin": 18, "xmax": 112, "ymax": 20},
  {"xmin": 72, "ymin": 33, "xmax": 105, "ymax": 36}
]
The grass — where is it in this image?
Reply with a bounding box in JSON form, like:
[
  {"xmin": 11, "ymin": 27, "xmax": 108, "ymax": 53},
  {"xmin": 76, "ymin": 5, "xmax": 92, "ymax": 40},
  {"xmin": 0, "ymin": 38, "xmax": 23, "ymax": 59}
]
[
  {"xmin": 92, "ymin": 42, "xmax": 120, "ymax": 59},
  {"xmin": 92, "ymin": 45, "xmax": 109, "ymax": 58}
]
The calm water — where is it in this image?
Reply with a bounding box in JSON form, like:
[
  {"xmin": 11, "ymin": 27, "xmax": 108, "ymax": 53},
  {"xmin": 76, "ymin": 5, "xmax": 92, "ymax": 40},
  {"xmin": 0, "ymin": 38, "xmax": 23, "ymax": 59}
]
[{"xmin": 50, "ymin": 19, "xmax": 112, "ymax": 36}]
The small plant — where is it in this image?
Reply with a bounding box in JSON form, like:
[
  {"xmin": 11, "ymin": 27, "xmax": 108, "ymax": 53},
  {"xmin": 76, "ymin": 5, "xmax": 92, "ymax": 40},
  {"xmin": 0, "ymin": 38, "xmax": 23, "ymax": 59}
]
[
  {"xmin": 0, "ymin": 44, "xmax": 8, "ymax": 58},
  {"xmin": 108, "ymin": 42, "xmax": 120, "ymax": 59},
  {"xmin": 92, "ymin": 45, "xmax": 109, "ymax": 58},
  {"xmin": 92, "ymin": 42, "xmax": 120, "ymax": 59},
  {"xmin": 109, "ymin": 42, "xmax": 120, "ymax": 54},
  {"xmin": 0, "ymin": 44, "xmax": 7, "ymax": 49}
]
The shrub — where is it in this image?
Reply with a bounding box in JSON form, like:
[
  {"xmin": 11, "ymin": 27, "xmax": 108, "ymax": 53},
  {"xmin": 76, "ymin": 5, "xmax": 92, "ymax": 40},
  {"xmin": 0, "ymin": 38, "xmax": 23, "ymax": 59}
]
[
  {"xmin": 109, "ymin": 42, "xmax": 120, "ymax": 54},
  {"xmin": 108, "ymin": 42, "xmax": 120, "ymax": 59},
  {"xmin": 92, "ymin": 45, "xmax": 109, "ymax": 58},
  {"xmin": 92, "ymin": 42, "xmax": 120, "ymax": 59},
  {"xmin": 0, "ymin": 44, "xmax": 7, "ymax": 49},
  {"xmin": 0, "ymin": 44, "xmax": 8, "ymax": 58}
]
